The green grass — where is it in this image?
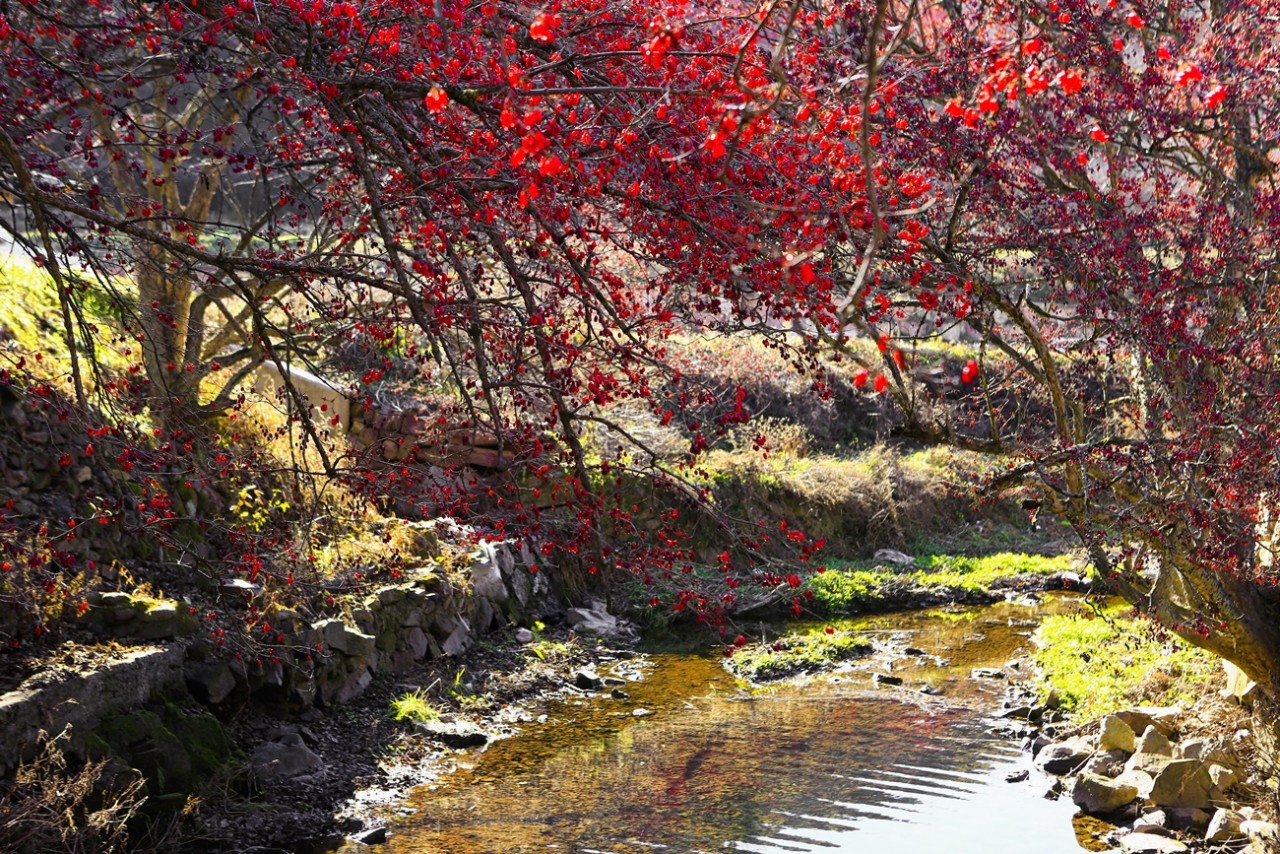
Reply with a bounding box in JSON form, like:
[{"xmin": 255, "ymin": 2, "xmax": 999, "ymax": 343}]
[
  {"xmin": 390, "ymin": 690, "xmax": 441, "ymax": 723},
  {"xmin": 726, "ymin": 629, "xmax": 874, "ymax": 682},
  {"xmin": 1032, "ymin": 605, "xmax": 1220, "ymax": 720},
  {"xmin": 804, "ymin": 551, "xmax": 1081, "ymax": 613},
  {"xmin": 912, "ymin": 552, "xmax": 1079, "ymax": 591}
]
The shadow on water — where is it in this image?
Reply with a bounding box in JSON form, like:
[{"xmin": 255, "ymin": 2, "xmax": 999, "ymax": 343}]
[{"xmin": 336, "ymin": 594, "xmax": 1107, "ymax": 854}]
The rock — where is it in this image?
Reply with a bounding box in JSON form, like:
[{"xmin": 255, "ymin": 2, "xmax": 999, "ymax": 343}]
[
  {"xmin": 1207, "ymin": 762, "xmax": 1239, "ymax": 799},
  {"xmin": 574, "ymin": 668, "xmax": 604, "ymax": 690},
  {"xmin": 632, "ymin": 708, "xmax": 651, "ymax": 717},
  {"xmin": 1135, "ymin": 726, "xmax": 1174, "ymax": 757},
  {"xmin": 1241, "ymin": 820, "xmax": 1279, "ymax": 848},
  {"xmin": 1149, "ymin": 759, "xmax": 1214, "ymax": 810},
  {"xmin": 1221, "ymin": 661, "xmax": 1258, "ymax": 707},
  {"xmin": 610, "ymin": 688, "xmax": 630, "ymax": 700},
  {"xmin": 1005, "ymin": 769, "xmax": 1029, "ymax": 783},
  {"xmin": 873, "ymin": 548, "xmax": 914, "ymax": 566},
  {"xmin": 1114, "ymin": 708, "xmax": 1180, "ymax": 738},
  {"xmin": 442, "ymin": 620, "xmax": 472, "ymax": 657},
  {"xmin": 1072, "ymin": 773, "xmax": 1139, "ymax": 815},
  {"xmin": 1000, "ymin": 705, "xmax": 1034, "ymax": 719},
  {"xmin": 1034, "ymin": 737, "xmax": 1092, "ymax": 774},
  {"xmin": 251, "ymin": 740, "xmax": 324, "ymax": 780},
  {"xmin": 415, "ymin": 719, "xmax": 488, "ymax": 748},
  {"xmin": 1165, "ymin": 808, "xmax": 1212, "ymax": 833},
  {"xmin": 904, "ymin": 647, "xmax": 926, "ymax": 656},
  {"xmin": 1132, "ymin": 810, "xmax": 1167, "ymax": 834},
  {"xmin": 406, "ymin": 627, "xmax": 429, "ymax": 661},
  {"xmin": 515, "ymin": 628, "xmax": 534, "ymax": 643},
  {"xmin": 470, "ymin": 548, "xmax": 508, "ymax": 603},
  {"xmin": 1206, "ymin": 808, "xmax": 1247, "ymax": 844},
  {"xmin": 318, "ymin": 619, "xmax": 376, "ymax": 657},
  {"xmin": 1083, "ymin": 749, "xmax": 1129, "ymax": 778},
  {"xmin": 1114, "ymin": 769, "xmax": 1155, "ymax": 800},
  {"xmin": 1127, "ymin": 750, "xmax": 1174, "ymax": 776},
  {"xmin": 873, "ymin": 673, "xmax": 903, "ymax": 686},
  {"xmin": 72, "ymin": 466, "xmax": 93, "ymax": 484},
  {"xmin": 971, "ymin": 667, "xmax": 1005, "ymax": 679},
  {"xmin": 565, "ymin": 606, "xmax": 618, "ymax": 636},
  {"xmin": 185, "ymin": 660, "xmax": 237, "ymax": 705},
  {"xmin": 1118, "ymin": 833, "xmax": 1188, "ymax": 853},
  {"xmin": 353, "ymin": 826, "xmax": 388, "ymax": 845},
  {"xmin": 1100, "ymin": 714, "xmax": 1137, "ymax": 754}
]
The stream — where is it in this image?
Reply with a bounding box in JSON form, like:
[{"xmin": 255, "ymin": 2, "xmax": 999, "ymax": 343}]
[{"xmin": 338, "ymin": 594, "xmax": 1103, "ymax": 853}]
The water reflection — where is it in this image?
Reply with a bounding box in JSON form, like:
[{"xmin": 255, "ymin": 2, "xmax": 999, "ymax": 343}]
[{"xmin": 341, "ymin": 598, "xmax": 1095, "ymax": 854}]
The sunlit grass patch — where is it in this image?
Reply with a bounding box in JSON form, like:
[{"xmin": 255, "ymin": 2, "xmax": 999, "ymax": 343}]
[
  {"xmin": 726, "ymin": 628, "xmax": 873, "ymax": 682},
  {"xmin": 390, "ymin": 689, "xmax": 441, "ymax": 723},
  {"xmin": 1032, "ymin": 605, "xmax": 1220, "ymax": 719}
]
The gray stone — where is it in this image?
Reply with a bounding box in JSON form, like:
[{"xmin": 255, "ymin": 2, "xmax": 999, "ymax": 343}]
[
  {"xmin": 1072, "ymin": 773, "xmax": 1139, "ymax": 815},
  {"xmin": 873, "ymin": 673, "xmax": 904, "ymax": 686},
  {"xmin": 1034, "ymin": 737, "xmax": 1092, "ymax": 774},
  {"xmin": 1149, "ymin": 759, "xmax": 1214, "ymax": 809},
  {"xmin": 470, "ymin": 547, "xmax": 509, "ymax": 603},
  {"xmin": 1100, "ymin": 714, "xmax": 1137, "ymax": 754},
  {"xmin": 1118, "ymin": 833, "xmax": 1188, "ymax": 853},
  {"xmin": 406, "ymin": 627, "xmax": 429, "ymax": 660},
  {"xmin": 1132, "ymin": 810, "xmax": 1167, "ymax": 834},
  {"xmin": 1127, "ymin": 750, "xmax": 1174, "ymax": 776},
  {"xmin": 1206, "ymin": 808, "xmax": 1247, "ymax": 844},
  {"xmin": 515, "ymin": 628, "xmax": 534, "ymax": 643},
  {"xmin": 334, "ymin": 666, "xmax": 373, "ymax": 704},
  {"xmin": 250, "ymin": 740, "xmax": 323, "ymax": 780},
  {"xmin": 376, "ymin": 586, "xmax": 405, "ymax": 606},
  {"xmin": 319, "ymin": 619, "xmax": 376, "ymax": 658},
  {"xmin": 1083, "ymin": 749, "xmax": 1129, "ymax": 778},
  {"xmin": 565, "ymin": 606, "xmax": 618, "ymax": 636},
  {"xmin": 185, "ymin": 660, "xmax": 237, "ymax": 705},
  {"xmin": 574, "ymin": 668, "xmax": 604, "ymax": 690},
  {"xmin": 970, "ymin": 667, "xmax": 1005, "ymax": 679},
  {"xmin": 442, "ymin": 620, "xmax": 472, "ymax": 657},
  {"xmin": 874, "ymin": 548, "xmax": 915, "ymax": 566},
  {"xmin": 1135, "ymin": 725, "xmax": 1174, "ymax": 757},
  {"xmin": 415, "ymin": 719, "xmax": 488, "ymax": 748}
]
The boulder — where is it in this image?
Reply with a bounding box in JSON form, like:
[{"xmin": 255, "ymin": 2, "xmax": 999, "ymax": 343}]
[
  {"xmin": 1132, "ymin": 810, "xmax": 1167, "ymax": 834},
  {"xmin": 1100, "ymin": 714, "xmax": 1137, "ymax": 754},
  {"xmin": 1206, "ymin": 808, "xmax": 1247, "ymax": 844},
  {"xmin": 251, "ymin": 740, "xmax": 324, "ymax": 780},
  {"xmin": 415, "ymin": 719, "xmax": 488, "ymax": 748},
  {"xmin": 319, "ymin": 619, "xmax": 376, "ymax": 657},
  {"xmin": 1149, "ymin": 759, "xmax": 1214, "ymax": 810},
  {"xmin": 573, "ymin": 668, "xmax": 604, "ymax": 690},
  {"xmin": 1113, "ymin": 708, "xmax": 1180, "ymax": 738},
  {"xmin": 1034, "ymin": 737, "xmax": 1092, "ymax": 774},
  {"xmin": 1114, "ymin": 769, "xmax": 1155, "ymax": 800},
  {"xmin": 565, "ymin": 605, "xmax": 619, "ymax": 636},
  {"xmin": 1221, "ymin": 661, "xmax": 1258, "ymax": 707},
  {"xmin": 1118, "ymin": 833, "xmax": 1188, "ymax": 853},
  {"xmin": 1072, "ymin": 773, "xmax": 1139, "ymax": 815},
  {"xmin": 874, "ymin": 548, "xmax": 914, "ymax": 566},
  {"xmin": 1135, "ymin": 725, "xmax": 1174, "ymax": 757},
  {"xmin": 1083, "ymin": 749, "xmax": 1129, "ymax": 778},
  {"xmin": 1241, "ymin": 819, "xmax": 1279, "ymax": 849},
  {"xmin": 1165, "ymin": 808, "xmax": 1212, "ymax": 833}
]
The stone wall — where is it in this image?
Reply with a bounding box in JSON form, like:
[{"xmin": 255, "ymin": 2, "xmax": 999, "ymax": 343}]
[{"xmin": 0, "ymin": 531, "xmax": 552, "ymax": 778}]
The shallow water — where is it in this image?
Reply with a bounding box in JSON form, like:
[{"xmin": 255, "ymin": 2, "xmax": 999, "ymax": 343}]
[{"xmin": 340, "ymin": 595, "xmax": 1102, "ymax": 854}]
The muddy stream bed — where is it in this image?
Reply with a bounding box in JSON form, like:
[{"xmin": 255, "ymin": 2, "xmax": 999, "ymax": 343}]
[{"xmin": 334, "ymin": 594, "xmax": 1106, "ymax": 853}]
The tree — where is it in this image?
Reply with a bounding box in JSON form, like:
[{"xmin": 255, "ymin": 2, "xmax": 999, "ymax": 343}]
[{"xmin": 4, "ymin": 0, "xmax": 1280, "ymax": 686}]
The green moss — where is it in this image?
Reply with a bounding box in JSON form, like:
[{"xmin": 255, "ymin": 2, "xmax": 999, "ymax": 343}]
[
  {"xmin": 727, "ymin": 629, "xmax": 874, "ymax": 682},
  {"xmin": 1032, "ymin": 605, "xmax": 1219, "ymax": 719},
  {"xmin": 806, "ymin": 567, "xmax": 890, "ymax": 612}
]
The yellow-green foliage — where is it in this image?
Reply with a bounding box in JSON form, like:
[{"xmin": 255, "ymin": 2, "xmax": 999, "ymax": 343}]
[
  {"xmin": 390, "ymin": 690, "xmax": 440, "ymax": 723},
  {"xmin": 0, "ymin": 257, "xmax": 61, "ymax": 357},
  {"xmin": 727, "ymin": 629, "xmax": 873, "ymax": 682},
  {"xmin": 806, "ymin": 551, "xmax": 1079, "ymax": 613},
  {"xmin": 913, "ymin": 552, "xmax": 1079, "ymax": 591},
  {"xmin": 1032, "ymin": 606, "xmax": 1219, "ymax": 719}
]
